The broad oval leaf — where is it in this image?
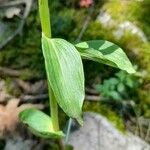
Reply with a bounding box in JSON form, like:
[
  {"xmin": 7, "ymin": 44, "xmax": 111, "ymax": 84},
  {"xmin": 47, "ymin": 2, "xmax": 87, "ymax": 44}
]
[
  {"xmin": 75, "ymin": 40, "xmax": 135, "ymax": 74},
  {"xmin": 19, "ymin": 109, "xmax": 64, "ymax": 138},
  {"xmin": 42, "ymin": 34, "xmax": 85, "ymax": 124}
]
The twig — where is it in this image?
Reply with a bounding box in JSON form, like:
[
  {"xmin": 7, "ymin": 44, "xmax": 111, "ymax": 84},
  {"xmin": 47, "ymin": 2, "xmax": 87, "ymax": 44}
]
[
  {"xmin": 20, "ymin": 93, "xmax": 100, "ymax": 103},
  {"xmin": 0, "ymin": 67, "xmax": 21, "ymax": 77},
  {"xmin": 145, "ymin": 122, "xmax": 150, "ymax": 141},
  {"xmin": 58, "ymin": 139, "xmax": 65, "ymax": 150},
  {"xmin": 20, "ymin": 94, "xmax": 48, "ymax": 102},
  {"xmin": 85, "ymin": 95, "xmax": 100, "ymax": 101},
  {"xmin": 15, "ymin": 79, "xmax": 31, "ymax": 93},
  {"xmin": 85, "ymin": 87, "xmax": 99, "ymax": 95},
  {"xmin": 137, "ymin": 118, "xmax": 144, "ymax": 139},
  {"xmin": 76, "ymin": 5, "xmax": 94, "ymax": 42},
  {"xmin": 0, "ymin": 0, "xmax": 27, "ymax": 7},
  {"xmin": 15, "ymin": 79, "xmax": 47, "ymax": 94},
  {"xmin": 65, "ymin": 118, "xmax": 73, "ymax": 144}
]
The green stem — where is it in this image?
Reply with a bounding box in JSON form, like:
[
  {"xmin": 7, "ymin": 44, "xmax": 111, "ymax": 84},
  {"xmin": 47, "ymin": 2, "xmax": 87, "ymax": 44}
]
[
  {"xmin": 38, "ymin": 0, "xmax": 59, "ymax": 131},
  {"xmin": 38, "ymin": 0, "xmax": 51, "ymax": 38},
  {"xmin": 65, "ymin": 118, "xmax": 72, "ymax": 144},
  {"xmin": 49, "ymin": 87, "xmax": 59, "ymax": 131}
]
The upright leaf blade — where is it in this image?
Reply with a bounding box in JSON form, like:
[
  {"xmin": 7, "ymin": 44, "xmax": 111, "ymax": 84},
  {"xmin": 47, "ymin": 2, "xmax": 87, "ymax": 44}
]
[
  {"xmin": 75, "ymin": 40, "xmax": 135, "ymax": 74},
  {"xmin": 42, "ymin": 34, "xmax": 85, "ymax": 124}
]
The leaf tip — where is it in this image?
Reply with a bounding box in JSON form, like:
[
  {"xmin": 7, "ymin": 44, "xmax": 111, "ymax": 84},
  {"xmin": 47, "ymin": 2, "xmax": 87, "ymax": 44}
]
[
  {"xmin": 76, "ymin": 116, "xmax": 84, "ymax": 126},
  {"xmin": 126, "ymin": 67, "xmax": 136, "ymax": 74}
]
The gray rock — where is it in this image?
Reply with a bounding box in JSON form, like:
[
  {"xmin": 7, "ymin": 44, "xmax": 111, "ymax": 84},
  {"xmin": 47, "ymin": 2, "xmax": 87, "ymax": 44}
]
[
  {"xmin": 113, "ymin": 21, "xmax": 147, "ymax": 42},
  {"xmin": 97, "ymin": 11, "xmax": 147, "ymax": 43},
  {"xmin": 97, "ymin": 11, "xmax": 114, "ymax": 27},
  {"xmin": 4, "ymin": 136, "xmax": 44, "ymax": 150},
  {"xmin": 4, "ymin": 137, "xmax": 35, "ymax": 150},
  {"xmin": 68, "ymin": 113, "xmax": 150, "ymax": 150}
]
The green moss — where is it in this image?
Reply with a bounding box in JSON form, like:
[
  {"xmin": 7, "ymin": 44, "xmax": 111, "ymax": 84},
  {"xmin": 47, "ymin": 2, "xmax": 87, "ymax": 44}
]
[
  {"xmin": 83, "ymin": 101, "xmax": 125, "ymax": 132},
  {"xmin": 5, "ymin": 77, "xmax": 21, "ymax": 97},
  {"xmin": 103, "ymin": 0, "xmax": 141, "ymax": 23},
  {"xmin": 0, "ymin": 8, "xmax": 45, "ymax": 80},
  {"xmin": 65, "ymin": 145, "xmax": 74, "ymax": 150}
]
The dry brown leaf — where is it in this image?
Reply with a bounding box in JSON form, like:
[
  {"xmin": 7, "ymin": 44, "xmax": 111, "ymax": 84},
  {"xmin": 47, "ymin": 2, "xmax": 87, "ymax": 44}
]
[{"xmin": 0, "ymin": 98, "xmax": 44, "ymax": 137}]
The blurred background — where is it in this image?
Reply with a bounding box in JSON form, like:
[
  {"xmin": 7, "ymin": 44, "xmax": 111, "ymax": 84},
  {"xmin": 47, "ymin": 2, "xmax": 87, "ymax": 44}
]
[{"xmin": 0, "ymin": 0, "xmax": 150, "ymax": 150}]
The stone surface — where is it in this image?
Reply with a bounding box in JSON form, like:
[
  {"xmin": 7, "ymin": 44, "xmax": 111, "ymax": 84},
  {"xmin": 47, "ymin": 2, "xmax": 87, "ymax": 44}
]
[
  {"xmin": 4, "ymin": 137, "xmax": 35, "ymax": 150},
  {"xmin": 113, "ymin": 21, "xmax": 147, "ymax": 42},
  {"xmin": 97, "ymin": 11, "xmax": 147, "ymax": 43},
  {"xmin": 68, "ymin": 113, "xmax": 150, "ymax": 150}
]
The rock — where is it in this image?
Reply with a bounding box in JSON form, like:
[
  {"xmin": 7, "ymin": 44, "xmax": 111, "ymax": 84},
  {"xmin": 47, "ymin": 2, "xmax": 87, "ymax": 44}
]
[
  {"xmin": 97, "ymin": 11, "xmax": 114, "ymax": 27},
  {"xmin": 68, "ymin": 113, "xmax": 150, "ymax": 150},
  {"xmin": 113, "ymin": 21, "xmax": 147, "ymax": 42},
  {"xmin": 4, "ymin": 136, "xmax": 43, "ymax": 150},
  {"xmin": 4, "ymin": 136, "xmax": 35, "ymax": 150},
  {"xmin": 96, "ymin": 11, "xmax": 147, "ymax": 43},
  {"xmin": 5, "ymin": 7, "xmax": 21, "ymax": 19}
]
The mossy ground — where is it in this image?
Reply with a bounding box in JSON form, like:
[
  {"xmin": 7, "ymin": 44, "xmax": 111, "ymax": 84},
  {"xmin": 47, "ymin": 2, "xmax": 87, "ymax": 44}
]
[{"xmin": 83, "ymin": 101, "xmax": 125, "ymax": 132}]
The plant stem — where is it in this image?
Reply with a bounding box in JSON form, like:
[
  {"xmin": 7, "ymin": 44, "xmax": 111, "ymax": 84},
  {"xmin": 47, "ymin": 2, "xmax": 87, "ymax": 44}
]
[
  {"xmin": 65, "ymin": 118, "xmax": 72, "ymax": 144},
  {"xmin": 49, "ymin": 87, "xmax": 59, "ymax": 131},
  {"xmin": 38, "ymin": 0, "xmax": 51, "ymax": 38},
  {"xmin": 38, "ymin": 0, "xmax": 59, "ymax": 131}
]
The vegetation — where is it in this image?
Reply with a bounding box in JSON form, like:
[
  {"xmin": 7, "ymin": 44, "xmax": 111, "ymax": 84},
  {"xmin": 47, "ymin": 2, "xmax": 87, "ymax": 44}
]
[
  {"xmin": 19, "ymin": 0, "xmax": 134, "ymax": 143},
  {"xmin": 0, "ymin": 0, "xmax": 150, "ymax": 149}
]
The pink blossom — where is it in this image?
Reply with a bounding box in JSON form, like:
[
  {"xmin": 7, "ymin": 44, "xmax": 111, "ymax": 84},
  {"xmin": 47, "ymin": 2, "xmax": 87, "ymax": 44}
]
[{"xmin": 80, "ymin": 0, "xmax": 93, "ymax": 8}]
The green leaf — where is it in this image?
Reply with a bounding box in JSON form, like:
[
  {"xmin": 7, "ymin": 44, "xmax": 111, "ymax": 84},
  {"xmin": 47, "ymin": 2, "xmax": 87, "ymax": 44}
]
[
  {"xmin": 19, "ymin": 109, "xmax": 64, "ymax": 138},
  {"xmin": 42, "ymin": 34, "xmax": 85, "ymax": 125},
  {"xmin": 109, "ymin": 91, "xmax": 122, "ymax": 100},
  {"xmin": 126, "ymin": 76, "xmax": 134, "ymax": 88},
  {"xmin": 117, "ymin": 83, "xmax": 125, "ymax": 93},
  {"xmin": 75, "ymin": 40, "xmax": 135, "ymax": 74}
]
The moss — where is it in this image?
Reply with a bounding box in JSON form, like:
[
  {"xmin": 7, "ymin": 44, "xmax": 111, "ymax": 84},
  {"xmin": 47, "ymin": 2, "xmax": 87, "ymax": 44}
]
[
  {"xmin": 65, "ymin": 145, "xmax": 74, "ymax": 150},
  {"xmin": 83, "ymin": 101, "xmax": 125, "ymax": 132},
  {"xmin": 0, "ymin": 8, "xmax": 45, "ymax": 80},
  {"xmin": 103, "ymin": 0, "xmax": 141, "ymax": 23},
  {"xmin": 5, "ymin": 77, "xmax": 21, "ymax": 97}
]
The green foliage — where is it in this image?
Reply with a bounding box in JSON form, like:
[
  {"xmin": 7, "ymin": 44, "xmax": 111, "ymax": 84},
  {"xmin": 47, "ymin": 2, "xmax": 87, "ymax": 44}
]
[
  {"xmin": 96, "ymin": 70, "xmax": 139, "ymax": 101},
  {"xmin": 0, "ymin": 45, "xmax": 44, "ymax": 80},
  {"xmin": 52, "ymin": 9, "xmax": 76, "ymax": 39},
  {"xmin": 19, "ymin": 109, "xmax": 64, "ymax": 138},
  {"xmin": 5, "ymin": 77, "xmax": 21, "ymax": 97},
  {"xmin": 75, "ymin": 40, "xmax": 135, "ymax": 73},
  {"xmin": 42, "ymin": 35, "xmax": 85, "ymax": 124}
]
